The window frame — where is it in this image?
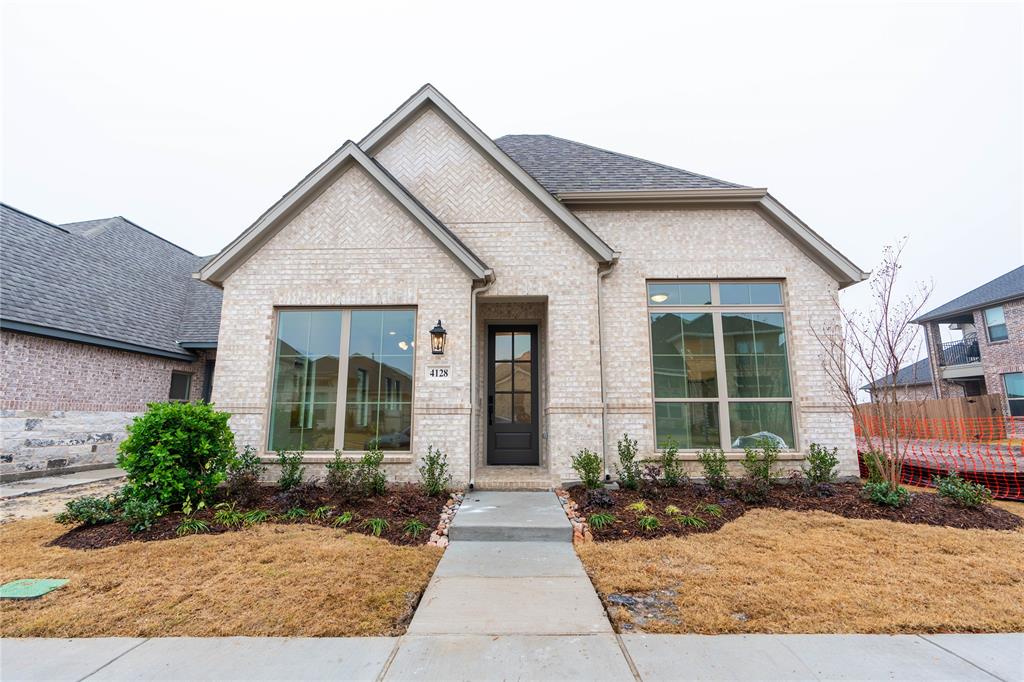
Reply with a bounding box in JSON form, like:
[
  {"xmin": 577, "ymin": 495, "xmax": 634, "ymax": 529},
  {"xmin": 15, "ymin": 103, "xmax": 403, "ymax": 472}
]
[
  {"xmin": 646, "ymin": 280, "xmax": 797, "ymax": 452},
  {"xmin": 984, "ymin": 306, "xmax": 1009, "ymax": 343},
  {"xmin": 168, "ymin": 371, "xmax": 193, "ymax": 402},
  {"xmin": 266, "ymin": 306, "xmax": 417, "ymax": 454},
  {"xmin": 1004, "ymin": 372, "xmax": 1024, "ymax": 418}
]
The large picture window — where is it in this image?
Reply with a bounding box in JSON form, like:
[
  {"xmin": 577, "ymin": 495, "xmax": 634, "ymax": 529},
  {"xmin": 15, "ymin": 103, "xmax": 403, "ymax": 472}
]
[
  {"xmin": 648, "ymin": 281, "xmax": 795, "ymax": 450},
  {"xmin": 269, "ymin": 309, "xmax": 415, "ymax": 452}
]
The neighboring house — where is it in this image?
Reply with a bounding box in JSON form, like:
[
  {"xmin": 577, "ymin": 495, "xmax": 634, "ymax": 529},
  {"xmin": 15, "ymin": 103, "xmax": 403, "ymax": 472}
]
[
  {"xmin": 199, "ymin": 84, "xmax": 868, "ymax": 488},
  {"xmin": 0, "ymin": 204, "xmax": 221, "ymax": 479},
  {"xmin": 914, "ymin": 265, "xmax": 1024, "ymax": 416},
  {"xmin": 864, "ymin": 357, "xmax": 933, "ymax": 402}
]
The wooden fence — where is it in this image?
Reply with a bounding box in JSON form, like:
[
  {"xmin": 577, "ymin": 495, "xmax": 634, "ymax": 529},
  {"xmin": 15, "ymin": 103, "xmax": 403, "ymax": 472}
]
[{"xmin": 854, "ymin": 394, "xmax": 1008, "ymax": 441}]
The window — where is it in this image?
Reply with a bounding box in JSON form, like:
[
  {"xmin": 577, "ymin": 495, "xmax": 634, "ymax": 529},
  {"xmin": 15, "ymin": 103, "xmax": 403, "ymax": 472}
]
[
  {"xmin": 268, "ymin": 308, "xmax": 415, "ymax": 452},
  {"xmin": 648, "ymin": 281, "xmax": 795, "ymax": 450},
  {"xmin": 984, "ymin": 306, "xmax": 1008, "ymax": 342},
  {"xmin": 168, "ymin": 372, "xmax": 192, "ymax": 402},
  {"xmin": 1005, "ymin": 373, "xmax": 1024, "ymax": 418}
]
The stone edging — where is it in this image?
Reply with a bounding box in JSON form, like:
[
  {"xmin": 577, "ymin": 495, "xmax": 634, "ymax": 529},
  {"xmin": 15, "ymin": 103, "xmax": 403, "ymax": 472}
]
[
  {"xmin": 427, "ymin": 491, "xmax": 464, "ymax": 548},
  {"xmin": 555, "ymin": 488, "xmax": 592, "ymax": 544}
]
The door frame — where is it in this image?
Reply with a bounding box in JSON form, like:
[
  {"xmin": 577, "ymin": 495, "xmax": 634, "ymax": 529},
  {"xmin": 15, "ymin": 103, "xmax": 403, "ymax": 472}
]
[{"xmin": 486, "ymin": 323, "xmax": 540, "ymax": 466}]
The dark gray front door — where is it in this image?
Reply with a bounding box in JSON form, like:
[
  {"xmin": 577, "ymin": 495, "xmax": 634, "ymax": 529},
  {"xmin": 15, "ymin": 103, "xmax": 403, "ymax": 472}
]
[{"xmin": 487, "ymin": 325, "xmax": 539, "ymax": 465}]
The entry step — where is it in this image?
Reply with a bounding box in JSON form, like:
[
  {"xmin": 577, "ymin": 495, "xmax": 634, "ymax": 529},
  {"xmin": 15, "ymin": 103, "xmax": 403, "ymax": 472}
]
[{"xmin": 448, "ymin": 491, "xmax": 572, "ymax": 542}]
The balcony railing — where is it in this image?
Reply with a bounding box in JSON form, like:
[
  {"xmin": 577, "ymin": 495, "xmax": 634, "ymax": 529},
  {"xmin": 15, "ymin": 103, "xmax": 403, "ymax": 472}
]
[{"xmin": 939, "ymin": 333, "xmax": 981, "ymax": 366}]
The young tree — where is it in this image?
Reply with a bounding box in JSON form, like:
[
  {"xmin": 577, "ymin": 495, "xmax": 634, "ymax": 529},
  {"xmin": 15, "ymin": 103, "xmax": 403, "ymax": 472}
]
[{"xmin": 814, "ymin": 238, "xmax": 932, "ymax": 490}]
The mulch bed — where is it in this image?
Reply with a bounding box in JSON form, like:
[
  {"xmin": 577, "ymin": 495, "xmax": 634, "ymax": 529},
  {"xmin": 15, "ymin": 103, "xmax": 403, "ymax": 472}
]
[
  {"xmin": 569, "ymin": 481, "xmax": 1022, "ymax": 542},
  {"xmin": 50, "ymin": 484, "xmax": 448, "ymax": 550}
]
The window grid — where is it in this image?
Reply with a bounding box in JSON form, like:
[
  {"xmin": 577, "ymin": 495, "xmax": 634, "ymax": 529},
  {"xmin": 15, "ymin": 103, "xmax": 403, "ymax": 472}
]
[{"xmin": 984, "ymin": 306, "xmax": 1009, "ymax": 342}]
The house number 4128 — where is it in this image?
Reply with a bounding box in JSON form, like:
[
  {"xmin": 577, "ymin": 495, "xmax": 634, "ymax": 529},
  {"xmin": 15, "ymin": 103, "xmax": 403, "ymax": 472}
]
[{"xmin": 427, "ymin": 366, "xmax": 451, "ymax": 381}]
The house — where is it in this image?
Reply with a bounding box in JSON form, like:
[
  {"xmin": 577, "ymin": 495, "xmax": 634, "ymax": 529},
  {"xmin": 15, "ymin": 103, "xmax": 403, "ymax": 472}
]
[
  {"xmin": 199, "ymin": 84, "xmax": 868, "ymax": 488},
  {"xmin": 914, "ymin": 265, "xmax": 1024, "ymax": 416},
  {"xmin": 0, "ymin": 204, "xmax": 221, "ymax": 479},
  {"xmin": 864, "ymin": 357, "xmax": 933, "ymax": 402}
]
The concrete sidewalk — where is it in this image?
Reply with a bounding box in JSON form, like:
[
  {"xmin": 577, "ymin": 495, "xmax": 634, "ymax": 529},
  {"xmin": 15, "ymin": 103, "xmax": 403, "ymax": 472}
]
[
  {"xmin": 0, "ymin": 468, "xmax": 125, "ymax": 499},
  {"xmin": 2, "ymin": 633, "xmax": 1020, "ymax": 681}
]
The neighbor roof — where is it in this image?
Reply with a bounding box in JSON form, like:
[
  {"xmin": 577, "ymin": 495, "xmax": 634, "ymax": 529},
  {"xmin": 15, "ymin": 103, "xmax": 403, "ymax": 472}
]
[
  {"xmin": 495, "ymin": 134, "xmax": 746, "ymax": 194},
  {"xmin": 915, "ymin": 265, "xmax": 1024, "ymax": 323},
  {"xmin": 863, "ymin": 358, "xmax": 932, "ymax": 391},
  {"xmin": 0, "ymin": 204, "xmax": 221, "ymax": 359}
]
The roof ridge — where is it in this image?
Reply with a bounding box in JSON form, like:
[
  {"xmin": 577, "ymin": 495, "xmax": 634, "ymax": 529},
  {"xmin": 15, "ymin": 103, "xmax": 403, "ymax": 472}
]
[
  {"xmin": 503, "ymin": 133, "xmax": 746, "ymax": 189},
  {"xmin": 0, "ymin": 202, "xmax": 71, "ymax": 234},
  {"xmin": 63, "ymin": 215, "xmax": 197, "ymax": 257}
]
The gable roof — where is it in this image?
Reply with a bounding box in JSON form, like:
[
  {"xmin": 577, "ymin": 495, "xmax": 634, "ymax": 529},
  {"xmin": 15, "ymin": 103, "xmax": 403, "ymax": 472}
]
[
  {"xmin": 198, "ymin": 141, "xmax": 491, "ymax": 285},
  {"xmin": 0, "ymin": 203, "xmax": 220, "ymax": 359},
  {"xmin": 915, "ymin": 265, "xmax": 1024, "ymax": 323},
  {"xmin": 359, "ymin": 84, "xmax": 618, "ymax": 264},
  {"xmin": 495, "ymin": 134, "xmax": 745, "ymax": 194},
  {"xmin": 863, "ymin": 357, "xmax": 932, "ymax": 391}
]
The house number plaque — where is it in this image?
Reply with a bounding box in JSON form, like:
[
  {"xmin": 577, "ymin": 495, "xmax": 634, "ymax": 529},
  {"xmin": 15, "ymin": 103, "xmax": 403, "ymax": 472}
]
[{"xmin": 426, "ymin": 366, "xmax": 451, "ymax": 381}]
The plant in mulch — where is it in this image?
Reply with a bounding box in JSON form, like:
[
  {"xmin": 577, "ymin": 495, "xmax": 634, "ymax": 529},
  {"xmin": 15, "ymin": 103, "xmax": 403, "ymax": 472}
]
[
  {"xmin": 802, "ymin": 443, "xmax": 840, "ymax": 486},
  {"xmin": 615, "ymin": 434, "xmax": 642, "ymax": 490},
  {"xmin": 276, "ymin": 450, "xmax": 305, "ymax": 491},
  {"xmin": 310, "ymin": 505, "xmax": 335, "ymax": 522},
  {"xmin": 277, "ymin": 479, "xmax": 322, "ymax": 509},
  {"xmin": 362, "ymin": 517, "xmax": 389, "ymax": 537},
  {"xmin": 243, "ymin": 509, "xmax": 270, "ymax": 526},
  {"xmin": 588, "ymin": 512, "xmax": 617, "ymax": 530},
  {"xmin": 419, "ymin": 445, "xmax": 453, "ymax": 497},
  {"xmin": 862, "ymin": 481, "xmax": 911, "ymax": 508},
  {"xmin": 736, "ymin": 439, "xmax": 780, "ymax": 503},
  {"xmin": 55, "ymin": 490, "xmax": 124, "ymax": 526},
  {"xmin": 626, "ymin": 500, "xmax": 648, "ymax": 513},
  {"xmin": 637, "ymin": 515, "xmax": 660, "ymax": 532},
  {"xmin": 225, "ymin": 445, "xmax": 266, "ymax": 503},
  {"xmin": 659, "ymin": 436, "xmax": 687, "ymax": 487},
  {"xmin": 697, "ymin": 447, "xmax": 728, "ymax": 490},
  {"xmin": 584, "ymin": 488, "xmax": 615, "ymax": 509},
  {"xmin": 176, "ymin": 516, "xmax": 210, "ymax": 536},
  {"xmin": 117, "ymin": 401, "xmax": 236, "ymax": 509},
  {"xmin": 331, "ymin": 511, "xmax": 354, "ymax": 527},
  {"xmin": 213, "ymin": 502, "xmax": 246, "ymax": 528},
  {"xmin": 120, "ymin": 496, "xmax": 165, "ymax": 533},
  {"xmin": 934, "ymin": 473, "xmax": 992, "ymax": 508},
  {"xmin": 641, "ymin": 464, "xmax": 662, "ymax": 492},
  {"xmin": 696, "ymin": 503, "xmax": 723, "ymax": 518},
  {"xmin": 571, "ymin": 448, "xmax": 604, "ymax": 489},
  {"xmin": 279, "ymin": 507, "xmax": 309, "ymax": 522},
  {"xmin": 403, "ymin": 518, "xmax": 429, "ymax": 538},
  {"xmin": 358, "ymin": 450, "xmax": 388, "ymax": 496},
  {"xmin": 325, "ymin": 451, "xmax": 360, "ymax": 500}
]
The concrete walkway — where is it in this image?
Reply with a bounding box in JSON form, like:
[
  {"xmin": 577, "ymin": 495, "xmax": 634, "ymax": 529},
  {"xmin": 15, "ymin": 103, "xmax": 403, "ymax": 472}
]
[{"xmin": 0, "ymin": 468, "xmax": 125, "ymax": 499}]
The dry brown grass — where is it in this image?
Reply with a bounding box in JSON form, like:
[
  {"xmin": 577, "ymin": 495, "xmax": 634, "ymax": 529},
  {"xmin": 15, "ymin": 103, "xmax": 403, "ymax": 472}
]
[
  {"xmin": 1, "ymin": 518, "xmax": 441, "ymax": 637},
  {"xmin": 577, "ymin": 508, "xmax": 1024, "ymax": 634}
]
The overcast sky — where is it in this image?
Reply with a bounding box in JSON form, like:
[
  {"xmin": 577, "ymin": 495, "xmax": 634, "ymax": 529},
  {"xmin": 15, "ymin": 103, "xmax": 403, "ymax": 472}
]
[{"xmin": 3, "ymin": 1, "xmax": 1021, "ymax": 324}]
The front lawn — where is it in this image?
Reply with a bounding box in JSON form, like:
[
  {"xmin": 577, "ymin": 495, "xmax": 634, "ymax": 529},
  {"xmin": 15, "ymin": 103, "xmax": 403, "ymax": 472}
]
[{"xmin": 0, "ymin": 517, "xmax": 442, "ymax": 637}]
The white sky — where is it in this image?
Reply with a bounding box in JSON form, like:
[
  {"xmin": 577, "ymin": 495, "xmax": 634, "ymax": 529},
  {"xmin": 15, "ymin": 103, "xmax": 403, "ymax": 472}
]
[{"xmin": 2, "ymin": 1, "xmax": 1022, "ymax": 323}]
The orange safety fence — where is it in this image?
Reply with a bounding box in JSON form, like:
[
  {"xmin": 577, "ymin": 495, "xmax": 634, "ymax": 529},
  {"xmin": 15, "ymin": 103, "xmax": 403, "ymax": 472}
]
[{"xmin": 855, "ymin": 416, "xmax": 1024, "ymax": 500}]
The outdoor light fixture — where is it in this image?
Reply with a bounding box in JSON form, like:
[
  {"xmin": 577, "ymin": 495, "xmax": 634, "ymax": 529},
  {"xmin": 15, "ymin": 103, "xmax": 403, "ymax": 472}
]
[{"xmin": 430, "ymin": 320, "xmax": 447, "ymax": 355}]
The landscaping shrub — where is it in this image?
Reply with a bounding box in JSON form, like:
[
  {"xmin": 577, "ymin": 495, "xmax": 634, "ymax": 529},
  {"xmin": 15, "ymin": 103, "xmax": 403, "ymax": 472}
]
[
  {"xmin": 659, "ymin": 436, "xmax": 686, "ymax": 487},
  {"xmin": 802, "ymin": 443, "xmax": 839, "ymax": 486},
  {"xmin": 358, "ymin": 449, "xmax": 387, "ymax": 496},
  {"xmin": 116, "ymin": 401, "xmax": 236, "ymax": 508},
  {"xmin": 362, "ymin": 517, "xmax": 389, "ymax": 537},
  {"xmin": 278, "ymin": 480, "xmax": 322, "ymax": 509},
  {"xmin": 403, "ymin": 518, "xmax": 429, "ymax": 538},
  {"xmin": 862, "ymin": 450, "xmax": 894, "ymax": 484},
  {"xmin": 934, "ymin": 473, "xmax": 992, "ymax": 508},
  {"xmin": 737, "ymin": 439, "xmax": 780, "ymax": 502},
  {"xmin": 176, "ymin": 516, "xmax": 210, "ymax": 536},
  {"xmin": 615, "ymin": 433, "xmax": 641, "ymax": 490},
  {"xmin": 588, "ymin": 512, "xmax": 616, "ymax": 530},
  {"xmin": 419, "ymin": 445, "xmax": 452, "ymax": 497},
  {"xmin": 120, "ymin": 496, "xmax": 165, "ymax": 533},
  {"xmin": 697, "ymin": 447, "xmax": 728, "ymax": 490},
  {"xmin": 225, "ymin": 445, "xmax": 265, "ymax": 502},
  {"xmin": 55, "ymin": 491, "xmax": 124, "ymax": 526},
  {"xmin": 571, "ymin": 448, "xmax": 604, "ymax": 489},
  {"xmin": 276, "ymin": 450, "xmax": 305, "ymax": 491},
  {"xmin": 584, "ymin": 488, "xmax": 615, "ymax": 509},
  {"xmin": 324, "ymin": 451, "xmax": 360, "ymax": 499},
  {"xmin": 862, "ymin": 481, "xmax": 911, "ymax": 508}
]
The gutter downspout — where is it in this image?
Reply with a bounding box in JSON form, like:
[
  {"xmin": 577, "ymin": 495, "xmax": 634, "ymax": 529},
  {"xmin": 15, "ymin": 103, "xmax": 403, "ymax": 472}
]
[
  {"xmin": 596, "ymin": 256, "xmax": 619, "ymax": 480},
  {"xmin": 468, "ymin": 272, "xmax": 495, "ymax": 490}
]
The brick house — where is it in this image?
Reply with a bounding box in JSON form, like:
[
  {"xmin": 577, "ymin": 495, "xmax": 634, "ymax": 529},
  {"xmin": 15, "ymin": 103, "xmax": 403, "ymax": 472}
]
[
  {"xmin": 199, "ymin": 84, "xmax": 868, "ymax": 488},
  {"xmin": 0, "ymin": 204, "xmax": 221, "ymax": 479},
  {"xmin": 912, "ymin": 265, "xmax": 1024, "ymax": 416},
  {"xmin": 864, "ymin": 358, "xmax": 934, "ymax": 403}
]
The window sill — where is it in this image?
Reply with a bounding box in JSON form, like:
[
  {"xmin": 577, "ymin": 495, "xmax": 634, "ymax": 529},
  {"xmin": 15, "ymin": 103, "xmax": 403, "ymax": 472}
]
[
  {"xmin": 259, "ymin": 452, "xmax": 414, "ymax": 465},
  {"xmin": 651, "ymin": 450, "xmax": 806, "ymax": 461}
]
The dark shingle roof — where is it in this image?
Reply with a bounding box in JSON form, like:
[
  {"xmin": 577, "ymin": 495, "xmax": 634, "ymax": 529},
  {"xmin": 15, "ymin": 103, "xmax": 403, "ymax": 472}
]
[
  {"xmin": 494, "ymin": 134, "xmax": 745, "ymax": 194},
  {"xmin": 0, "ymin": 204, "xmax": 221, "ymax": 357},
  {"xmin": 915, "ymin": 265, "xmax": 1024, "ymax": 323},
  {"xmin": 864, "ymin": 358, "xmax": 933, "ymax": 391}
]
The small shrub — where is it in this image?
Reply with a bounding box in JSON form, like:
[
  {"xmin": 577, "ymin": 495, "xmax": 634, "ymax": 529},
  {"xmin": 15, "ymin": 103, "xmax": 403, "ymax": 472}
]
[
  {"xmin": 225, "ymin": 445, "xmax": 265, "ymax": 501},
  {"xmin": 403, "ymin": 518, "xmax": 429, "ymax": 538},
  {"xmin": 55, "ymin": 491, "xmax": 123, "ymax": 526},
  {"xmin": 697, "ymin": 448, "xmax": 728, "ymax": 490},
  {"xmin": 117, "ymin": 401, "xmax": 236, "ymax": 508},
  {"xmin": 588, "ymin": 512, "xmax": 617, "ymax": 530},
  {"xmin": 280, "ymin": 507, "xmax": 308, "ymax": 521},
  {"xmin": 278, "ymin": 479, "xmax": 322, "ymax": 509},
  {"xmin": 803, "ymin": 443, "xmax": 840, "ymax": 485},
  {"xmin": 737, "ymin": 439, "xmax": 780, "ymax": 502},
  {"xmin": 121, "ymin": 496, "xmax": 165, "ymax": 533},
  {"xmin": 934, "ymin": 473, "xmax": 992, "ymax": 508},
  {"xmin": 358, "ymin": 449, "xmax": 387, "ymax": 496},
  {"xmin": 362, "ymin": 517, "xmax": 389, "ymax": 537},
  {"xmin": 664, "ymin": 504, "xmax": 683, "ymax": 516},
  {"xmin": 242, "ymin": 509, "xmax": 270, "ymax": 526},
  {"xmin": 276, "ymin": 450, "xmax": 305, "ymax": 491},
  {"xmin": 311, "ymin": 505, "xmax": 335, "ymax": 521},
  {"xmin": 660, "ymin": 436, "xmax": 686, "ymax": 487},
  {"xmin": 213, "ymin": 502, "xmax": 245, "ymax": 528},
  {"xmin": 696, "ymin": 503, "xmax": 723, "ymax": 518},
  {"xmin": 676, "ymin": 514, "xmax": 707, "ymax": 529},
  {"xmin": 862, "ymin": 481, "xmax": 911, "ymax": 508},
  {"xmin": 642, "ymin": 464, "xmax": 662, "ymax": 489},
  {"xmin": 176, "ymin": 516, "xmax": 210, "ymax": 536},
  {"xmin": 637, "ymin": 515, "xmax": 660, "ymax": 532},
  {"xmin": 332, "ymin": 511, "xmax": 354, "ymax": 527},
  {"xmin": 862, "ymin": 450, "xmax": 894, "ymax": 484},
  {"xmin": 419, "ymin": 445, "xmax": 452, "ymax": 497},
  {"xmin": 584, "ymin": 488, "xmax": 615, "ymax": 508},
  {"xmin": 615, "ymin": 433, "xmax": 642, "ymax": 490},
  {"xmin": 571, "ymin": 448, "xmax": 604, "ymax": 490},
  {"xmin": 325, "ymin": 451, "xmax": 361, "ymax": 499},
  {"xmin": 626, "ymin": 500, "xmax": 648, "ymax": 513}
]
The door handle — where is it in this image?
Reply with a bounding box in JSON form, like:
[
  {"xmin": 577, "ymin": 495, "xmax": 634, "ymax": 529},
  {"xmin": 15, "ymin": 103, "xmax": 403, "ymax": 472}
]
[{"xmin": 487, "ymin": 395, "xmax": 494, "ymax": 425}]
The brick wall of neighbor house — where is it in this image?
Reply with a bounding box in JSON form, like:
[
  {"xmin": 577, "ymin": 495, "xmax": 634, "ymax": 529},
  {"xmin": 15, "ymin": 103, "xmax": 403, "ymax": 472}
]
[
  {"xmin": 976, "ymin": 298, "xmax": 1024, "ymax": 409},
  {"xmin": 0, "ymin": 330, "xmax": 211, "ymax": 477},
  {"xmin": 577, "ymin": 208, "xmax": 859, "ymax": 477}
]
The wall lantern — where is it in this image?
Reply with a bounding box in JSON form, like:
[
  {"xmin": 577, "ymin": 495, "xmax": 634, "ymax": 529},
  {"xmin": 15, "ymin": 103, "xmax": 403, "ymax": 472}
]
[{"xmin": 429, "ymin": 320, "xmax": 447, "ymax": 355}]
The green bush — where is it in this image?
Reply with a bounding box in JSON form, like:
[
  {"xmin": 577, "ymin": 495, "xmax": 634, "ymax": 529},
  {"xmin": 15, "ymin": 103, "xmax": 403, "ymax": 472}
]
[
  {"xmin": 934, "ymin": 473, "xmax": 992, "ymax": 508},
  {"xmin": 862, "ymin": 481, "xmax": 911, "ymax": 507},
  {"xmin": 737, "ymin": 439, "xmax": 780, "ymax": 502},
  {"xmin": 862, "ymin": 450, "xmax": 894, "ymax": 484},
  {"xmin": 55, "ymin": 491, "xmax": 124, "ymax": 526},
  {"xmin": 615, "ymin": 433, "xmax": 641, "ymax": 490},
  {"xmin": 358, "ymin": 449, "xmax": 387, "ymax": 496},
  {"xmin": 802, "ymin": 443, "xmax": 840, "ymax": 485},
  {"xmin": 324, "ymin": 451, "xmax": 360, "ymax": 499},
  {"xmin": 571, "ymin": 448, "xmax": 604, "ymax": 489},
  {"xmin": 419, "ymin": 445, "xmax": 452, "ymax": 497},
  {"xmin": 697, "ymin": 448, "xmax": 728, "ymax": 490},
  {"xmin": 225, "ymin": 444, "xmax": 265, "ymax": 500},
  {"xmin": 120, "ymin": 496, "xmax": 165, "ymax": 532},
  {"xmin": 117, "ymin": 402, "xmax": 236, "ymax": 508},
  {"xmin": 276, "ymin": 450, "xmax": 305, "ymax": 491},
  {"xmin": 659, "ymin": 436, "xmax": 686, "ymax": 487}
]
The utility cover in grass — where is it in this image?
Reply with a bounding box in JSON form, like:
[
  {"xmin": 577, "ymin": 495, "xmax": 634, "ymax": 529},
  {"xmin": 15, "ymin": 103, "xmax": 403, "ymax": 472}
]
[{"xmin": 0, "ymin": 579, "xmax": 68, "ymax": 599}]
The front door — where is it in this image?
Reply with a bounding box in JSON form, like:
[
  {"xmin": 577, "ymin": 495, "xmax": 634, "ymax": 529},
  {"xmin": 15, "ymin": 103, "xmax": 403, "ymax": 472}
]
[{"xmin": 487, "ymin": 325, "xmax": 539, "ymax": 465}]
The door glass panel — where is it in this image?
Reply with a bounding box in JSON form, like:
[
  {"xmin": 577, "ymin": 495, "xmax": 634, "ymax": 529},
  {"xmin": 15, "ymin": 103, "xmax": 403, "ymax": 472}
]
[
  {"xmin": 494, "ymin": 362, "xmax": 513, "ymax": 392},
  {"xmin": 495, "ymin": 332, "xmax": 513, "ymax": 361},
  {"xmin": 513, "ymin": 363, "xmax": 532, "ymax": 392},
  {"xmin": 513, "ymin": 333, "xmax": 532, "ymax": 361},
  {"xmin": 513, "ymin": 393, "xmax": 532, "ymax": 423},
  {"xmin": 494, "ymin": 394, "xmax": 512, "ymax": 423}
]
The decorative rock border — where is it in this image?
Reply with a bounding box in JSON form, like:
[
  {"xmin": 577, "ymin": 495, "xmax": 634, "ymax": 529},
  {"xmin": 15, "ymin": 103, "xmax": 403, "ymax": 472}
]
[
  {"xmin": 427, "ymin": 491, "xmax": 464, "ymax": 547},
  {"xmin": 556, "ymin": 488, "xmax": 592, "ymax": 544}
]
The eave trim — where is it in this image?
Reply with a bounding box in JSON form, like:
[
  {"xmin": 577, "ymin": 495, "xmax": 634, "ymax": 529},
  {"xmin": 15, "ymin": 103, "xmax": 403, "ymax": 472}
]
[{"xmin": 1, "ymin": 319, "xmax": 197, "ymax": 361}]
